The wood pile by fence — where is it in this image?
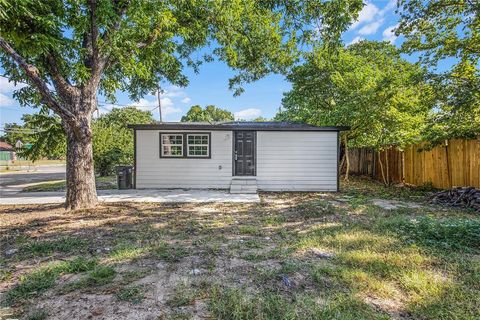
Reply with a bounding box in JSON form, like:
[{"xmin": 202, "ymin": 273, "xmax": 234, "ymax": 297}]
[
  {"xmin": 345, "ymin": 138, "xmax": 480, "ymax": 189},
  {"xmin": 430, "ymin": 187, "xmax": 480, "ymax": 212}
]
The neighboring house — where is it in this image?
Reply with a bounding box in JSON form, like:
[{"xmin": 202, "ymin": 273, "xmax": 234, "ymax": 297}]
[
  {"xmin": 129, "ymin": 122, "xmax": 349, "ymax": 193},
  {"xmin": 0, "ymin": 141, "xmax": 16, "ymax": 161}
]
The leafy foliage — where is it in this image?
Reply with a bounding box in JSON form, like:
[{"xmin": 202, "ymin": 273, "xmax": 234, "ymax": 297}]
[
  {"xmin": 93, "ymin": 107, "xmax": 153, "ymax": 176},
  {"xmin": 18, "ymin": 112, "xmax": 66, "ymax": 160},
  {"xmin": 277, "ymin": 41, "xmax": 432, "ymax": 150},
  {"xmin": 181, "ymin": 105, "xmax": 234, "ymax": 122},
  {"xmin": 0, "ymin": 0, "xmax": 363, "ymax": 104},
  {"xmin": 2, "ymin": 107, "xmax": 153, "ymax": 174},
  {"xmin": 1, "ymin": 123, "xmax": 28, "ymax": 147},
  {"xmin": 397, "ymin": 0, "xmax": 480, "ymax": 145},
  {"xmin": 1, "ymin": 109, "xmax": 66, "ymax": 161},
  {"xmin": 250, "ymin": 116, "xmax": 270, "ymax": 122}
]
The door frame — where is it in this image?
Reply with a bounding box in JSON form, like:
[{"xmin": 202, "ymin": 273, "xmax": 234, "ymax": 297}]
[{"xmin": 232, "ymin": 130, "xmax": 257, "ymax": 176}]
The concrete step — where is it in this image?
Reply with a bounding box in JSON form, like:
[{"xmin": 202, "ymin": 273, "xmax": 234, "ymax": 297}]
[
  {"xmin": 230, "ymin": 178, "xmax": 258, "ymax": 194},
  {"xmin": 230, "ymin": 185, "xmax": 258, "ymax": 191},
  {"xmin": 231, "ymin": 178, "xmax": 257, "ymax": 185},
  {"xmin": 230, "ymin": 187, "xmax": 257, "ymax": 194}
]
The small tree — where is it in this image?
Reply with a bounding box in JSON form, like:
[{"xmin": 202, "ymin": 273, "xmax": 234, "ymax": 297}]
[
  {"xmin": 277, "ymin": 41, "xmax": 432, "ymax": 183},
  {"xmin": 19, "ymin": 111, "xmax": 67, "ymax": 161},
  {"xmin": 1, "ymin": 123, "xmax": 33, "ymax": 149},
  {"xmin": 181, "ymin": 105, "xmax": 234, "ymax": 122},
  {"xmin": 0, "ymin": 0, "xmax": 362, "ymax": 209},
  {"xmin": 93, "ymin": 107, "xmax": 153, "ymax": 176},
  {"xmin": 2, "ymin": 110, "xmax": 66, "ymax": 161}
]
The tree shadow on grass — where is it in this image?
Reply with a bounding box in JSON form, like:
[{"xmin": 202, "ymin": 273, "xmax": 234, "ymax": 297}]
[{"xmin": 1, "ymin": 195, "xmax": 479, "ymax": 319}]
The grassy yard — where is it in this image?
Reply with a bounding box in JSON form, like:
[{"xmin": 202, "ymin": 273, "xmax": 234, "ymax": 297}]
[
  {"xmin": 22, "ymin": 176, "xmax": 117, "ymax": 192},
  {"xmin": 0, "ymin": 160, "xmax": 65, "ymax": 172},
  {"xmin": 1, "ymin": 177, "xmax": 479, "ymax": 319}
]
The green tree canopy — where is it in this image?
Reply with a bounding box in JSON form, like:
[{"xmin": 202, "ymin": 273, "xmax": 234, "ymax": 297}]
[
  {"xmin": 0, "ymin": 0, "xmax": 363, "ymax": 209},
  {"xmin": 1, "ymin": 123, "xmax": 31, "ymax": 147},
  {"xmin": 181, "ymin": 105, "xmax": 234, "ymax": 122},
  {"xmin": 93, "ymin": 107, "xmax": 154, "ymax": 176},
  {"xmin": 397, "ymin": 0, "xmax": 480, "ymax": 144},
  {"xmin": 276, "ymin": 41, "xmax": 433, "ymax": 181},
  {"xmin": 3, "ymin": 106, "xmax": 153, "ymax": 171},
  {"xmin": 251, "ymin": 116, "xmax": 270, "ymax": 122},
  {"xmin": 1, "ymin": 110, "xmax": 66, "ymax": 160}
]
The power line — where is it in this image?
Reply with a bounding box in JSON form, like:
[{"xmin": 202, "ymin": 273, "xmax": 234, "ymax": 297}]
[
  {"xmin": 97, "ymin": 101, "xmax": 160, "ymax": 112},
  {"xmin": 97, "ymin": 101, "xmax": 133, "ymax": 108},
  {"xmin": 0, "ymin": 129, "xmax": 46, "ymax": 134}
]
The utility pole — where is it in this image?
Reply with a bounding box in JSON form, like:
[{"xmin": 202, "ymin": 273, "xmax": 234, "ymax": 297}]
[{"xmin": 157, "ymin": 85, "xmax": 163, "ymax": 122}]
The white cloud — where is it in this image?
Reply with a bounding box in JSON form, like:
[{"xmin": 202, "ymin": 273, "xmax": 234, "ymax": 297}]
[
  {"xmin": 0, "ymin": 77, "xmax": 27, "ymax": 93},
  {"xmin": 132, "ymin": 96, "xmax": 181, "ymax": 116},
  {"xmin": 181, "ymin": 97, "xmax": 191, "ymax": 104},
  {"xmin": 0, "ymin": 93, "xmax": 17, "ymax": 107},
  {"xmin": 358, "ymin": 19, "xmax": 384, "ymax": 35},
  {"xmin": 349, "ymin": 0, "xmax": 396, "ymax": 37},
  {"xmin": 234, "ymin": 108, "xmax": 261, "ymax": 120},
  {"xmin": 97, "ymin": 96, "xmax": 181, "ymax": 118},
  {"xmin": 0, "ymin": 77, "xmax": 26, "ymax": 107},
  {"xmin": 161, "ymin": 105, "xmax": 182, "ymax": 117},
  {"xmin": 347, "ymin": 36, "xmax": 363, "ymax": 46},
  {"xmin": 162, "ymin": 85, "xmax": 187, "ymax": 98},
  {"xmin": 132, "ymin": 97, "xmax": 160, "ymax": 109},
  {"xmin": 382, "ymin": 24, "xmax": 399, "ymax": 44},
  {"xmin": 350, "ymin": 2, "xmax": 379, "ymax": 30},
  {"xmin": 379, "ymin": 0, "xmax": 397, "ymax": 16}
]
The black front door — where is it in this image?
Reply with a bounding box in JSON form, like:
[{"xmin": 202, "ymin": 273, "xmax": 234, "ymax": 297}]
[{"xmin": 234, "ymin": 131, "xmax": 256, "ymax": 176}]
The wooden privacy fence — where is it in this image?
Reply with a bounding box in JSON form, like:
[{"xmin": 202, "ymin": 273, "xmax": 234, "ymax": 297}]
[{"xmin": 346, "ymin": 138, "xmax": 480, "ymax": 189}]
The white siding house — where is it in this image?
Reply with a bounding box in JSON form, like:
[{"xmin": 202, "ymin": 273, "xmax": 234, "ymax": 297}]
[
  {"xmin": 136, "ymin": 130, "xmax": 232, "ymax": 189},
  {"xmin": 256, "ymin": 131, "xmax": 338, "ymax": 191},
  {"xmin": 130, "ymin": 122, "xmax": 347, "ymax": 192}
]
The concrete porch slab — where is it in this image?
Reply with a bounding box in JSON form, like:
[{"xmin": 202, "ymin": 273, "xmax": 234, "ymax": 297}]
[{"xmin": 0, "ymin": 189, "xmax": 260, "ymax": 205}]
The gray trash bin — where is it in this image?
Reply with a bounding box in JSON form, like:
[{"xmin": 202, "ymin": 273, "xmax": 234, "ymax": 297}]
[{"xmin": 116, "ymin": 165, "xmax": 134, "ymax": 189}]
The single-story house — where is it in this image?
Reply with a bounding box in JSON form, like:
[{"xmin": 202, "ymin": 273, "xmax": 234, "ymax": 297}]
[
  {"xmin": 128, "ymin": 122, "xmax": 349, "ymax": 193},
  {"xmin": 0, "ymin": 141, "xmax": 16, "ymax": 161}
]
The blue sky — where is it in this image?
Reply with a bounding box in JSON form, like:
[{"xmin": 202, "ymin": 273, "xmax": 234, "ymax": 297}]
[{"xmin": 0, "ymin": 0, "xmax": 403, "ymax": 127}]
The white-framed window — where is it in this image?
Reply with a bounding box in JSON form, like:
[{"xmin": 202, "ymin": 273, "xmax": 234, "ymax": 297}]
[
  {"xmin": 187, "ymin": 134, "xmax": 209, "ymax": 157},
  {"xmin": 161, "ymin": 134, "xmax": 183, "ymax": 157}
]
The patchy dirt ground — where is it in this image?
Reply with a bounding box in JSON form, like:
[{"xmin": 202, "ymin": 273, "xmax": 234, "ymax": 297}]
[{"xmin": 1, "ymin": 177, "xmax": 479, "ymax": 320}]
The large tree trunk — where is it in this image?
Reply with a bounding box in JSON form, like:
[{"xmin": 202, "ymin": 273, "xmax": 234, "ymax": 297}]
[
  {"xmin": 0, "ymin": 33, "xmax": 102, "ymax": 211},
  {"xmin": 64, "ymin": 110, "xmax": 97, "ymax": 210}
]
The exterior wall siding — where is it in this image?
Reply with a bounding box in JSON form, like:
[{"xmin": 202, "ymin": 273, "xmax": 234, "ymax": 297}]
[
  {"xmin": 136, "ymin": 130, "xmax": 233, "ymax": 189},
  {"xmin": 256, "ymin": 131, "xmax": 338, "ymax": 191},
  {"xmin": 135, "ymin": 130, "xmax": 339, "ymax": 191}
]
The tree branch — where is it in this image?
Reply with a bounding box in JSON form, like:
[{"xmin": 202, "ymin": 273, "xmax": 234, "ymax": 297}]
[
  {"xmin": 100, "ymin": 0, "xmax": 137, "ymax": 76},
  {"xmin": 103, "ymin": 0, "xmax": 131, "ymax": 43},
  {"xmin": 88, "ymin": 0, "xmax": 101, "ymax": 80},
  {"xmin": 45, "ymin": 53, "xmax": 78, "ymax": 97},
  {"xmin": 0, "ymin": 36, "xmax": 76, "ymax": 119}
]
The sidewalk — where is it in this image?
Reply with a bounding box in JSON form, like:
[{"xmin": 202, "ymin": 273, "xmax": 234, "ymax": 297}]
[{"xmin": 0, "ymin": 189, "xmax": 260, "ymax": 205}]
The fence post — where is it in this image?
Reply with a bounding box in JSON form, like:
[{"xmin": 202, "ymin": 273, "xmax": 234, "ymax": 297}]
[
  {"xmin": 445, "ymin": 140, "xmax": 452, "ymax": 189},
  {"xmin": 401, "ymin": 150, "xmax": 405, "ymax": 184}
]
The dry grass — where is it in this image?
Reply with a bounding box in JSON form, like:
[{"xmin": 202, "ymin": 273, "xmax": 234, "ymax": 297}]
[{"xmin": 1, "ymin": 177, "xmax": 479, "ymax": 319}]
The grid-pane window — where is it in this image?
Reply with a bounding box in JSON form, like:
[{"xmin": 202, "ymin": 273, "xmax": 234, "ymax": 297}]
[
  {"xmin": 187, "ymin": 134, "xmax": 209, "ymax": 157},
  {"xmin": 161, "ymin": 134, "xmax": 183, "ymax": 157}
]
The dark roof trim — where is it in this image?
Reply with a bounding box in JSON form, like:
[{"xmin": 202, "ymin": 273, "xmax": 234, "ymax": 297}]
[{"xmin": 128, "ymin": 122, "xmax": 349, "ymax": 131}]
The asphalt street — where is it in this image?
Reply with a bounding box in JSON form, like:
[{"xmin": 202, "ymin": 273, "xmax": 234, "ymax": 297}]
[{"xmin": 0, "ymin": 164, "xmax": 66, "ymax": 196}]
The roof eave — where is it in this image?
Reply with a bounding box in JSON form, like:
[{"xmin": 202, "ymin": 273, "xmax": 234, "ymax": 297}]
[{"xmin": 127, "ymin": 124, "xmax": 350, "ymax": 131}]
